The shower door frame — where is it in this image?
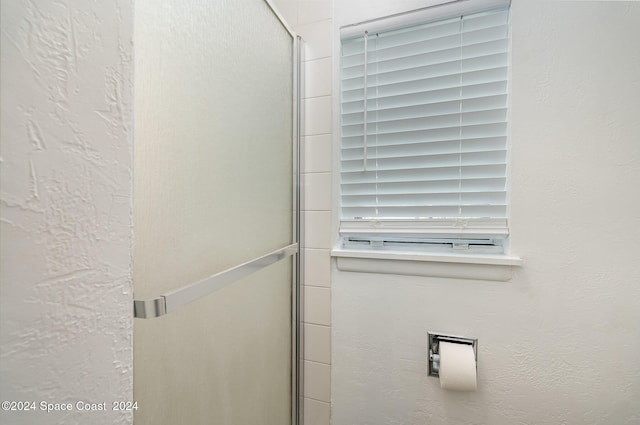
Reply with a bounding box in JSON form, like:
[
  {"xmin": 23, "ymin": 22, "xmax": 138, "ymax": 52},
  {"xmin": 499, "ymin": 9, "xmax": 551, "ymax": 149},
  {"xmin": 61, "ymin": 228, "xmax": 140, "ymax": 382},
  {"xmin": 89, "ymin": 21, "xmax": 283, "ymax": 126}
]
[
  {"xmin": 292, "ymin": 33, "xmax": 304, "ymax": 425},
  {"xmin": 293, "ymin": 33, "xmax": 304, "ymax": 425},
  {"xmin": 265, "ymin": 5, "xmax": 304, "ymax": 424},
  {"xmin": 288, "ymin": 19, "xmax": 304, "ymax": 425}
]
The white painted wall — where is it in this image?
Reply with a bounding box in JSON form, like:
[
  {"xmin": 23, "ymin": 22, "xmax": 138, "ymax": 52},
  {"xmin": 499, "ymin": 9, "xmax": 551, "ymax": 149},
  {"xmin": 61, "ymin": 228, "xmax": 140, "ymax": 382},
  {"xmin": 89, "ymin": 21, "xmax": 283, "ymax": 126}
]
[
  {"xmin": 0, "ymin": 1, "xmax": 134, "ymax": 424},
  {"xmin": 332, "ymin": 1, "xmax": 640, "ymax": 424}
]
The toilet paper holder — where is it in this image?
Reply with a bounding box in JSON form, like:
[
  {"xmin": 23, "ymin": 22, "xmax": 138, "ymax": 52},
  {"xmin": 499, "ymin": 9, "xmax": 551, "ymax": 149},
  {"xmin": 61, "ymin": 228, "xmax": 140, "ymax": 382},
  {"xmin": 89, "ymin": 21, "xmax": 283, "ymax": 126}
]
[{"xmin": 428, "ymin": 332, "xmax": 478, "ymax": 377}]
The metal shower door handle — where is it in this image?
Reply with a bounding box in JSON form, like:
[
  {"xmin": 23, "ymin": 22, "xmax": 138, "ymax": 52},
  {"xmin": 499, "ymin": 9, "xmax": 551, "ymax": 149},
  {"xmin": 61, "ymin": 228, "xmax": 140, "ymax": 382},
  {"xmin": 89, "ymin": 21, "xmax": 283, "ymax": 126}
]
[{"xmin": 133, "ymin": 243, "xmax": 299, "ymax": 319}]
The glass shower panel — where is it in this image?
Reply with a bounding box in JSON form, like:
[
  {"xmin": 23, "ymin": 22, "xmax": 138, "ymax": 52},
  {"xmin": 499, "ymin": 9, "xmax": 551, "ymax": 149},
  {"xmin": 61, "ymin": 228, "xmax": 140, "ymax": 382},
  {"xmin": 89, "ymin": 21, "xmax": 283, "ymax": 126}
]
[{"xmin": 133, "ymin": 0, "xmax": 294, "ymax": 423}]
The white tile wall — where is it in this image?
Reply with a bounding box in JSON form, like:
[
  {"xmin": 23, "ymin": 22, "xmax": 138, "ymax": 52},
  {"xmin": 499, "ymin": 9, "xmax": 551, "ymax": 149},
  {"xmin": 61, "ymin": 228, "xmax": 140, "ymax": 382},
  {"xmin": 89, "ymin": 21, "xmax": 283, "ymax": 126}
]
[
  {"xmin": 304, "ymin": 323, "xmax": 332, "ymax": 363},
  {"xmin": 304, "ymin": 286, "xmax": 331, "ymax": 325},
  {"xmin": 304, "ymin": 58, "xmax": 333, "ymax": 98},
  {"xmin": 303, "ymin": 173, "xmax": 332, "ymax": 211},
  {"xmin": 304, "ymin": 248, "xmax": 331, "ymax": 287},
  {"xmin": 303, "ymin": 134, "xmax": 332, "ymax": 173},
  {"xmin": 298, "ymin": 0, "xmax": 332, "ymax": 25},
  {"xmin": 304, "ymin": 361, "xmax": 331, "ymax": 401},
  {"xmin": 297, "ymin": 20, "xmax": 333, "ymax": 60},
  {"xmin": 304, "ymin": 211, "xmax": 332, "ymax": 249},
  {"xmin": 299, "ymin": 0, "xmax": 334, "ymax": 420},
  {"xmin": 304, "ymin": 96, "xmax": 333, "ymax": 135},
  {"xmin": 304, "ymin": 398, "xmax": 331, "ymax": 425}
]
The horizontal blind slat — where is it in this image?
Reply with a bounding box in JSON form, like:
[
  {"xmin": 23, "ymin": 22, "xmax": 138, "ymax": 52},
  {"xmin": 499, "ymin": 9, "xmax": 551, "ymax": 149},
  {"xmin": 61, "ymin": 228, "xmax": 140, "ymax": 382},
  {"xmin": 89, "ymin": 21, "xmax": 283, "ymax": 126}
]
[
  {"xmin": 342, "ymin": 192, "xmax": 507, "ymax": 208},
  {"xmin": 342, "ymin": 68, "xmax": 507, "ymax": 99},
  {"xmin": 341, "ymin": 109, "xmax": 507, "ymax": 135},
  {"xmin": 341, "ymin": 150, "xmax": 507, "ymax": 173},
  {"xmin": 341, "ymin": 178, "xmax": 506, "ymax": 196},
  {"xmin": 342, "ymin": 53, "xmax": 508, "ymax": 89},
  {"xmin": 343, "ymin": 104, "xmax": 508, "ymax": 128},
  {"xmin": 341, "ymin": 164, "xmax": 507, "ymax": 184},
  {"xmin": 343, "ymin": 205, "xmax": 507, "ymax": 219},
  {"xmin": 342, "ymin": 80, "xmax": 507, "ymax": 112},
  {"xmin": 342, "ymin": 94, "xmax": 508, "ymax": 125},
  {"xmin": 341, "ymin": 138, "xmax": 506, "ymax": 160},
  {"xmin": 342, "ymin": 121, "xmax": 507, "ymax": 139}
]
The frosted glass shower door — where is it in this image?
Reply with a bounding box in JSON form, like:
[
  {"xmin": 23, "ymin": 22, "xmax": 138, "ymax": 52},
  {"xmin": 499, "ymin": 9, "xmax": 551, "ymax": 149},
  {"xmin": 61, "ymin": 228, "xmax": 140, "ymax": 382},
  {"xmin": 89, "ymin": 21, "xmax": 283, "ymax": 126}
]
[{"xmin": 132, "ymin": 1, "xmax": 297, "ymax": 424}]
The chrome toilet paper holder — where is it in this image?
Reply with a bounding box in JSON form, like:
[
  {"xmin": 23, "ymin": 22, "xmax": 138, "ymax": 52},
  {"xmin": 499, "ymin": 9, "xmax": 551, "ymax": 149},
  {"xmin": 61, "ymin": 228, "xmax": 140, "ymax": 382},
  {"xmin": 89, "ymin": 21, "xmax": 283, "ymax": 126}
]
[{"xmin": 428, "ymin": 332, "xmax": 478, "ymax": 378}]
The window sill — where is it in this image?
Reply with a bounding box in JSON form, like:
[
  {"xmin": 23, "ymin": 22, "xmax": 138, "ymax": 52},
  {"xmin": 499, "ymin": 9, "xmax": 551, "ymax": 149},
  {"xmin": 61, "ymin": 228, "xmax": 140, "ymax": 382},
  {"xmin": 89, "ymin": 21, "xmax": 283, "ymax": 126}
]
[{"xmin": 331, "ymin": 248, "xmax": 522, "ymax": 281}]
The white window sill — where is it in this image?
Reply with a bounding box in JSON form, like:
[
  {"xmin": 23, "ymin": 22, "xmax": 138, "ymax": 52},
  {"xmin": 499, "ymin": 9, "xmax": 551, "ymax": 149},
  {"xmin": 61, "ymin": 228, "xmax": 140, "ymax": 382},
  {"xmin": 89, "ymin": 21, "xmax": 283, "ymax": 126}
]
[{"xmin": 331, "ymin": 248, "xmax": 522, "ymax": 281}]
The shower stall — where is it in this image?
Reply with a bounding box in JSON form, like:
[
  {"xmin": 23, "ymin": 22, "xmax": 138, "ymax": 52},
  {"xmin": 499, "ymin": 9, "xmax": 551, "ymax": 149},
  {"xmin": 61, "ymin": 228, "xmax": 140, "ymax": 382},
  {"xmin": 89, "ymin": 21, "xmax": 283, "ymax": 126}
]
[{"xmin": 131, "ymin": 1, "xmax": 302, "ymax": 424}]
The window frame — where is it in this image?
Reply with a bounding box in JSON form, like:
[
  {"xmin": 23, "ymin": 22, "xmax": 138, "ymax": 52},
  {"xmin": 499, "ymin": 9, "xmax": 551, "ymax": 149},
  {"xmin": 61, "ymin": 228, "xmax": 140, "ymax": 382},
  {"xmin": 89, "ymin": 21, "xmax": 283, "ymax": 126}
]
[{"xmin": 332, "ymin": 0, "xmax": 521, "ymax": 277}]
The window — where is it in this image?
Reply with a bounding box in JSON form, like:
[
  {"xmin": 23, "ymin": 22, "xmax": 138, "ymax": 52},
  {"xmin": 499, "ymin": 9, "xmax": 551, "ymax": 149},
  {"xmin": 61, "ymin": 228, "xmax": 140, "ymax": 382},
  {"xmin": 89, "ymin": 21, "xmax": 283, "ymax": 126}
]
[{"xmin": 338, "ymin": 0, "xmax": 512, "ymax": 256}]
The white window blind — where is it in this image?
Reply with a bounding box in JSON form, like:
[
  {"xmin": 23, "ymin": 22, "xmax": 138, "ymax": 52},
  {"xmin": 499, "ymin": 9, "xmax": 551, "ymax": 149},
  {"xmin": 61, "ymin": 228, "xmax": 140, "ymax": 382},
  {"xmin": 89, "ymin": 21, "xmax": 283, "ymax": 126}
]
[{"xmin": 340, "ymin": 3, "xmax": 511, "ymax": 242}]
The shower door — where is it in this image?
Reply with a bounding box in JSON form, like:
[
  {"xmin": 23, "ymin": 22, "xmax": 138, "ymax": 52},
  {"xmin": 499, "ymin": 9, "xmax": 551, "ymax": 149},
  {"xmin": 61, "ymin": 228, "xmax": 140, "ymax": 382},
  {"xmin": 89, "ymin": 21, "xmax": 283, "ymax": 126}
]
[{"xmin": 132, "ymin": 1, "xmax": 299, "ymax": 424}]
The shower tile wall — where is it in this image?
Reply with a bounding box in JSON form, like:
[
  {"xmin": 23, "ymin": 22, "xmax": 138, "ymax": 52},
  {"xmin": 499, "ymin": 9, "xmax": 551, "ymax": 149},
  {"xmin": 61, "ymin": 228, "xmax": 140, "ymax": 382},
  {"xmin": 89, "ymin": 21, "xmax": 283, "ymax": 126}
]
[{"xmin": 271, "ymin": 1, "xmax": 334, "ymax": 424}]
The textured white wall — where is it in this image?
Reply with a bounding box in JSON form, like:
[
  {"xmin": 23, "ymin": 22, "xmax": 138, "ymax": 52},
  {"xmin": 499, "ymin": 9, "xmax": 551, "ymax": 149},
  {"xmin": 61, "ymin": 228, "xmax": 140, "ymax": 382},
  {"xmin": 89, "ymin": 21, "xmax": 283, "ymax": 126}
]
[
  {"xmin": 0, "ymin": 1, "xmax": 134, "ymax": 424},
  {"xmin": 332, "ymin": 1, "xmax": 640, "ymax": 424}
]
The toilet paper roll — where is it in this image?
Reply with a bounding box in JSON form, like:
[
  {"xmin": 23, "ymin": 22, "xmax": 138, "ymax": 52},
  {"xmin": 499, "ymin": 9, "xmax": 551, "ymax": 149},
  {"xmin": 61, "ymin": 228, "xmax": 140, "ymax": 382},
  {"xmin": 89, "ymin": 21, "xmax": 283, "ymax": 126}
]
[{"xmin": 439, "ymin": 341, "xmax": 477, "ymax": 391}]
